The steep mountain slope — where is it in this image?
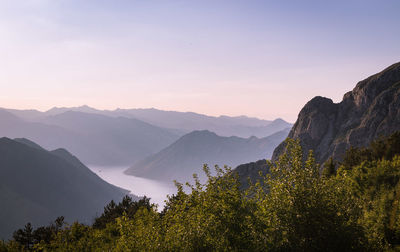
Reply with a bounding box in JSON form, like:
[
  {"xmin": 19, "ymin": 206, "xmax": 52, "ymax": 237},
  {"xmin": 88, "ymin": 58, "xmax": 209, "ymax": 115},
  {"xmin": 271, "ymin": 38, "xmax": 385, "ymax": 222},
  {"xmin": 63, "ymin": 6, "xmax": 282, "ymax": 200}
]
[
  {"xmin": 125, "ymin": 129, "xmax": 289, "ymax": 183},
  {"xmin": 0, "ymin": 110, "xmax": 180, "ymax": 165},
  {"xmin": 234, "ymin": 159, "xmax": 269, "ymax": 190},
  {"xmin": 272, "ymin": 62, "xmax": 400, "ymax": 165},
  {"xmin": 0, "ymin": 138, "xmax": 129, "ymax": 239}
]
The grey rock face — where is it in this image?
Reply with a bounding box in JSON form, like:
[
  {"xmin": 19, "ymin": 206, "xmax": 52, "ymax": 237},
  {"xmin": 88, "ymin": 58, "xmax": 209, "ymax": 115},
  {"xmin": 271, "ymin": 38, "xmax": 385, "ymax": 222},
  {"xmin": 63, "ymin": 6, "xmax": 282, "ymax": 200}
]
[
  {"xmin": 272, "ymin": 62, "xmax": 400, "ymax": 165},
  {"xmin": 234, "ymin": 159, "xmax": 269, "ymax": 190}
]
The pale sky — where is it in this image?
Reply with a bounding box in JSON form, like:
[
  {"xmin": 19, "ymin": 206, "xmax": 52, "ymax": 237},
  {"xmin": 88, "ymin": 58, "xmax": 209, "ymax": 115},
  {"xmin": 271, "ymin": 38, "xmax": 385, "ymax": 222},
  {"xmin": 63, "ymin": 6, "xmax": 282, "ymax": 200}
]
[{"xmin": 0, "ymin": 0, "xmax": 399, "ymax": 122}]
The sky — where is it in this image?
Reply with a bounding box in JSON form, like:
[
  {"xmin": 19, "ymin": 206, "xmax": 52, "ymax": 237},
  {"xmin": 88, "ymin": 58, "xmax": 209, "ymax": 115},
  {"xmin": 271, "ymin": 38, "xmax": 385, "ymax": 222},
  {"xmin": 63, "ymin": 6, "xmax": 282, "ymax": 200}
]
[{"xmin": 0, "ymin": 0, "xmax": 399, "ymax": 122}]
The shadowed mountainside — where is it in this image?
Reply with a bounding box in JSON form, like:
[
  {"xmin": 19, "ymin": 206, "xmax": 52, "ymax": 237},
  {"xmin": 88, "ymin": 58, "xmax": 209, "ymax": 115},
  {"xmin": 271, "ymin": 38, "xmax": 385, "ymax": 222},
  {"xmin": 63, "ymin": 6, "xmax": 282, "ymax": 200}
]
[{"xmin": 0, "ymin": 138, "xmax": 130, "ymax": 239}]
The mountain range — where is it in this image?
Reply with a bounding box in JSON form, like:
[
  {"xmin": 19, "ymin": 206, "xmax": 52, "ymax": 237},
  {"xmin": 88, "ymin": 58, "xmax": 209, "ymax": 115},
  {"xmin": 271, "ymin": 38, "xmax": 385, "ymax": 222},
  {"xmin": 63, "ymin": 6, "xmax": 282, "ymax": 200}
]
[
  {"xmin": 107, "ymin": 108, "xmax": 291, "ymax": 138},
  {"xmin": 2, "ymin": 62, "xmax": 399, "ymax": 241},
  {"xmin": 0, "ymin": 107, "xmax": 290, "ymax": 238},
  {"xmin": 0, "ymin": 138, "xmax": 129, "ymax": 239},
  {"xmin": 0, "ymin": 110, "xmax": 179, "ymax": 166},
  {"xmin": 125, "ymin": 128, "xmax": 290, "ymax": 183},
  {"xmin": 4, "ymin": 106, "xmax": 292, "ymax": 138},
  {"xmin": 1, "ymin": 107, "xmax": 291, "ymax": 166}
]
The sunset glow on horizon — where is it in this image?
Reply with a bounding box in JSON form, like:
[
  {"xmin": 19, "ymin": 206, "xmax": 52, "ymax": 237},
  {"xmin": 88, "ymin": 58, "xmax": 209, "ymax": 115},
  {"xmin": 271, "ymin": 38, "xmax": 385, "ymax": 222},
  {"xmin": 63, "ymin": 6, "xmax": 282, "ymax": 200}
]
[{"xmin": 1, "ymin": 0, "xmax": 399, "ymax": 122}]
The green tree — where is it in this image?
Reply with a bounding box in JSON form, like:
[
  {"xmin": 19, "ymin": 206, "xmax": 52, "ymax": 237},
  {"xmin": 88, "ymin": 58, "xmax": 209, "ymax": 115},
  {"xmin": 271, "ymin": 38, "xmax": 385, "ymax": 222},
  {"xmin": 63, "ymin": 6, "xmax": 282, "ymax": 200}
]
[
  {"xmin": 93, "ymin": 195, "xmax": 153, "ymax": 229},
  {"xmin": 255, "ymin": 139, "xmax": 366, "ymax": 251},
  {"xmin": 340, "ymin": 156, "xmax": 400, "ymax": 250},
  {"xmin": 116, "ymin": 208, "xmax": 161, "ymax": 251},
  {"xmin": 12, "ymin": 223, "xmax": 34, "ymax": 250},
  {"xmin": 322, "ymin": 157, "xmax": 336, "ymax": 177},
  {"xmin": 116, "ymin": 165, "xmax": 263, "ymax": 251}
]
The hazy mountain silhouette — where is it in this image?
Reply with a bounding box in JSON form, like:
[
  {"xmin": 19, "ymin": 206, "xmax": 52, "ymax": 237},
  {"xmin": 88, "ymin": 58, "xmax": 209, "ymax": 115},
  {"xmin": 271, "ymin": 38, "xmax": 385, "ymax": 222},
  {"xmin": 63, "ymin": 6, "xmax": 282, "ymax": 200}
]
[
  {"xmin": 41, "ymin": 111, "xmax": 180, "ymax": 165},
  {"xmin": 125, "ymin": 128, "xmax": 290, "ymax": 183},
  {"xmin": 1, "ymin": 106, "xmax": 291, "ymax": 167},
  {"xmin": 5, "ymin": 106, "xmax": 291, "ymax": 138},
  {"xmin": 107, "ymin": 108, "xmax": 292, "ymax": 138},
  {"xmin": 0, "ymin": 109, "xmax": 87, "ymax": 158},
  {"xmin": 45, "ymin": 105, "xmax": 102, "ymax": 116},
  {"xmin": 2, "ymin": 108, "xmax": 45, "ymax": 121},
  {"xmin": 0, "ymin": 110, "xmax": 180, "ymax": 166},
  {"xmin": 0, "ymin": 138, "xmax": 129, "ymax": 239}
]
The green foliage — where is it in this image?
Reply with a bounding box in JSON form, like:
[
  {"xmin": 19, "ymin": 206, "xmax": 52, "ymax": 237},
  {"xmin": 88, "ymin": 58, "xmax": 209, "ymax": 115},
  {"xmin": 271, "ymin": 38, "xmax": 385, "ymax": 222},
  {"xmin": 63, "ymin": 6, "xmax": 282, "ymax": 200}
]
[
  {"xmin": 40, "ymin": 222, "xmax": 119, "ymax": 251},
  {"xmin": 160, "ymin": 166, "xmax": 262, "ymax": 251},
  {"xmin": 0, "ymin": 240, "xmax": 23, "ymax": 251},
  {"xmin": 255, "ymin": 139, "xmax": 366, "ymax": 251},
  {"xmin": 322, "ymin": 157, "xmax": 337, "ymax": 177},
  {"xmin": 340, "ymin": 156, "xmax": 400, "ymax": 250},
  {"xmin": 93, "ymin": 195, "xmax": 153, "ymax": 229},
  {"xmin": 115, "ymin": 166, "xmax": 263, "ymax": 251},
  {"xmin": 341, "ymin": 131, "xmax": 400, "ymax": 170},
  {"xmin": 0, "ymin": 241, "xmax": 6, "ymax": 252},
  {"xmin": 12, "ymin": 223, "xmax": 33, "ymax": 250},
  {"xmin": 334, "ymin": 131, "xmax": 400, "ymax": 250},
  {"xmin": 10, "ymin": 217, "xmax": 65, "ymax": 251},
  {"xmin": 116, "ymin": 208, "xmax": 161, "ymax": 251},
  {"xmin": 4, "ymin": 132, "xmax": 400, "ymax": 251}
]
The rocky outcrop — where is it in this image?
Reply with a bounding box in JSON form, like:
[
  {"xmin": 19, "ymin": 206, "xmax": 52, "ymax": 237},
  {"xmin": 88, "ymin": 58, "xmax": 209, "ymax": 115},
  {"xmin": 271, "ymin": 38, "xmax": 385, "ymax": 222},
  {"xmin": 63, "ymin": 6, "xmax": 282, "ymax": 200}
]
[
  {"xmin": 272, "ymin": 62, "xmax": 400, "ymax": 165},
  {"xmin": 234, "ymin": 159, "xmax": 269, "ymax": 190}
]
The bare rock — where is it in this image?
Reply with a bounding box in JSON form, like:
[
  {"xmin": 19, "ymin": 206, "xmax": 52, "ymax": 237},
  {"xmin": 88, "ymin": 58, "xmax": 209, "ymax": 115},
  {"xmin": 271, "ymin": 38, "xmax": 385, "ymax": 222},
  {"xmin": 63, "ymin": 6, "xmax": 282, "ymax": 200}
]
[{"xmin": 272, "ymin": 62, "xmax": 400, "ymax": 165}]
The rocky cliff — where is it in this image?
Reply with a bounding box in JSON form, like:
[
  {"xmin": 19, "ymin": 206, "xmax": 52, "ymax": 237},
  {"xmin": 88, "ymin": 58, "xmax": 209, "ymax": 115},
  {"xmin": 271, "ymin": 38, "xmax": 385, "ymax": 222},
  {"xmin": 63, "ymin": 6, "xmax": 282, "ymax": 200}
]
[{"xmin": 272, "ymin": 62, "xmax": 400, "ymax": 165}]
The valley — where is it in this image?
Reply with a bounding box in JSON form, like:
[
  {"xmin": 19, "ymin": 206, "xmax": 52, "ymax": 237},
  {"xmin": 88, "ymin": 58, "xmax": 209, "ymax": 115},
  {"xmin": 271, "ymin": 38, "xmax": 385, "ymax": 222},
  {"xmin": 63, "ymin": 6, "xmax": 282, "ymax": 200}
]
[
  {"xmin": 88, "ymin": 166, "xmax": 176, "ymax": 208},
  {"xmin": 1, "ymin": 2, "xmax": 398, "ymax": 249}
]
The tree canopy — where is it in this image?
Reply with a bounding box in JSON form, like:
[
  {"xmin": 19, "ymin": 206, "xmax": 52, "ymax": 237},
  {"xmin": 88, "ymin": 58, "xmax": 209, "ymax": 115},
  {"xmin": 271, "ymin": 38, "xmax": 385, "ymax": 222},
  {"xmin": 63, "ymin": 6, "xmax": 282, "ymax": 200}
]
[{"xmin": 3, "ymin": 132, "xmax": 400, "ymax": 251}]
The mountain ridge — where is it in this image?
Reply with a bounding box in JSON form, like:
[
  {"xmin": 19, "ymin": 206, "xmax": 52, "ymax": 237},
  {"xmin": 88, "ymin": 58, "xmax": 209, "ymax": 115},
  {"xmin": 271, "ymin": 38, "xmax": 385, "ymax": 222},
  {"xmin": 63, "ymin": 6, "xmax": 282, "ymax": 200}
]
[
  {"xmin": 0, "ymin": 137, "xmax": 130, "ymax": 239},
  {"xmin": 4, "ymin": 106, "xmax": 292, "ymax": 138},
  {"xmin": 0, "ymin": 110, "xmax": 180, "ymax": 166},
  {"xmin": 272, "ymin": 62, "xmax": 400, "ymax": 164},
  {"xmin": 125, "ymin": 128, "xmax": 290, "ymax": 183}
]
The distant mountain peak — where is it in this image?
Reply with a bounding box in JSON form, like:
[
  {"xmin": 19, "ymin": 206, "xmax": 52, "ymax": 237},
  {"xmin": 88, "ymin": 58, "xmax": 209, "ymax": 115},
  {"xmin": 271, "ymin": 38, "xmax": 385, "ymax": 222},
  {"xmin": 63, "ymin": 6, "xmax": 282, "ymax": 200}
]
[
  {"xmin": 125, "ymin": 128, "xmax": 290, "ymax": 182},
  {"xmin": 270, "ymin": 118, "xmax": 293, "ymax": 125},
  {"xmin": 46, "ymin": 105, "xmax": 100, "ymax": 115},
  {"xmin": 186, "ymin": 130, "xmax": 217, "ymax": 136}
]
